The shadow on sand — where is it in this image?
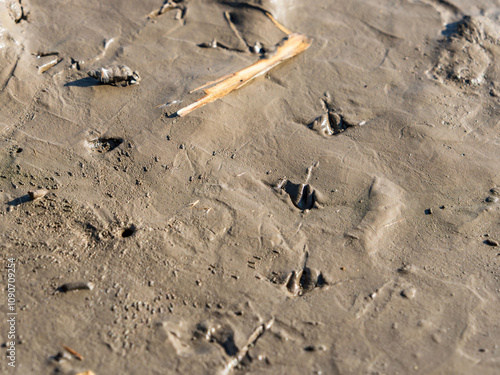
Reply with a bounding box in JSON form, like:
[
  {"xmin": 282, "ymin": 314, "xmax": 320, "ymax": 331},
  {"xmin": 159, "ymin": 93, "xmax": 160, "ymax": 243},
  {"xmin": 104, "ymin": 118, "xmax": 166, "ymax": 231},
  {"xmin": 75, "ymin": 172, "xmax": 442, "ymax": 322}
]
[
  {"xmin": 64, "ymin": 77, "xmax": 100, "ymax": 88},
  {"xmin": 7, "ymin": 194, "xmax": 31, "ymax": 207}
]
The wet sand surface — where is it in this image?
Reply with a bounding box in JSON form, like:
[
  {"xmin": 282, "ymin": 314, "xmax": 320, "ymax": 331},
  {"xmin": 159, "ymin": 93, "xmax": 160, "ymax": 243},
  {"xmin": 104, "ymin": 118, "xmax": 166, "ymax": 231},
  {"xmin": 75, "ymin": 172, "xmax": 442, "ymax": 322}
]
[{"xmin": 1, "ymin": 0, "xmax": 500, "ymax": 374}]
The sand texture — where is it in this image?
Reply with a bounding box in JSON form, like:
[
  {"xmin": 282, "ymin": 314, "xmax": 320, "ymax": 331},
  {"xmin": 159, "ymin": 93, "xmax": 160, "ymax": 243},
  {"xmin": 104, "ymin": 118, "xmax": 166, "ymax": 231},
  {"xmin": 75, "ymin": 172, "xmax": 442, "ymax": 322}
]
[{"xmin": 1, "ymin": 0, "xmax": 500, "ymax": 374}]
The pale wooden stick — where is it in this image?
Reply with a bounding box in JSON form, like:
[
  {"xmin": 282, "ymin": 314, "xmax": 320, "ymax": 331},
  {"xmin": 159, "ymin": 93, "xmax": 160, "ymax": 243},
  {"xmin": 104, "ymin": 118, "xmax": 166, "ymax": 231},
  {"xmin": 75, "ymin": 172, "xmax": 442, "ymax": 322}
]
[{"xmin": 175, "ymin": 33, "xmax": 312, "ymax": 117}]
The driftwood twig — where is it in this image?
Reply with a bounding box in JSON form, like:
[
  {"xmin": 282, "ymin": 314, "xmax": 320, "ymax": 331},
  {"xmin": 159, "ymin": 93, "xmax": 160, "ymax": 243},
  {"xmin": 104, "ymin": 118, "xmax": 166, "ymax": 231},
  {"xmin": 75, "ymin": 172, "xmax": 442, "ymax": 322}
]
[
  {"xmin": 175, "ymin": 33, "xmax": 312, "ymax": 117},
  {"xmin": 221, "ymin": 318, "xmax": 274, "ymax": 374}
]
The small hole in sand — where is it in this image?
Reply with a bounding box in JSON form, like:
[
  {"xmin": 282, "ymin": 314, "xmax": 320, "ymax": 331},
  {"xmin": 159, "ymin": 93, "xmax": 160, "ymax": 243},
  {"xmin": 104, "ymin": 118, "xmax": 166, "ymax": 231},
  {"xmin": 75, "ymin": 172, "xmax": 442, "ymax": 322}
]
[
  {"xmin": 88, "ymin": 137, "xmax": 124, "ymax": 153},
  {"xmin": 122, "ymin": 226, "xmax": 136, "ymax": 238}
]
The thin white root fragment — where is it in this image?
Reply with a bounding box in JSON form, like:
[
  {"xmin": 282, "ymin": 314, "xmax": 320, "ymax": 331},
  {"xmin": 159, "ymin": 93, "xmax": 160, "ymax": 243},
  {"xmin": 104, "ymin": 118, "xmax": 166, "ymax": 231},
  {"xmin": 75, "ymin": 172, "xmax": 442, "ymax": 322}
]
[
  {"xmin": 221, "ymin": 318, "xmax": 274, "ymax": 375},
  {"xmin": 383, "ymin": 218, "xmax": 404, "ymax": 228},
  {"xmin": 188, "ymin": 199, "xmax": 200, "ymax": 208},
  {"xmin": 155, "ymin": 100, "xmax": 182, "ymax": 108}
]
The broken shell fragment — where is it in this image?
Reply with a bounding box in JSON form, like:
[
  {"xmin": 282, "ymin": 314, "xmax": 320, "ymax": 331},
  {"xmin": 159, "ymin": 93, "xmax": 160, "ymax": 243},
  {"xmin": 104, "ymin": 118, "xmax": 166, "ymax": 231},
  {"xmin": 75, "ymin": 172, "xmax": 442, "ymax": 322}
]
[
  {"xmin": 28, "ymin": 189, "xmax": 48, "ymax": 200},
  {"xmin": 38, "ymin": 58, "xmax": 61, "ymax": 74},
  {"xmin": 87, "ymin": 65, "xmax": 140, "ymax": 86}
]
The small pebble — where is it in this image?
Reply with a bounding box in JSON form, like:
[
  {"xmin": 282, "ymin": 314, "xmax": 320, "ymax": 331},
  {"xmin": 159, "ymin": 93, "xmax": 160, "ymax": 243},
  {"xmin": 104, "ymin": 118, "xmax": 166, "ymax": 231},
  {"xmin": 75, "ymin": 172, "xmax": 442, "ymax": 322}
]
[
  {"xmin": 401, "ymin": 287, "xmax": 417, "ymax": 299},
  {"xmin": 431, "ymin": 333, "xmax": 442, "ymax": 344},
  {"xmin": 59, "ymin": 281, "xmax": 94, "ymax": 292},
  {"xmin": 490, "ymin": 187, "xmax": 500, "ymax": 196},
  {"xmin": 484, "ymin": 239, "xmax": 499, "ymax": 247},
  {"xmin": 485, "ymin": 196, "xmax": 498, "ymax": 203},
  {"xmin": 397, "ymin": 264, "xmax": 412, "ymax": 274},
  {"xmin": 52, "ymin": 351, "xmax": 72, "ymax": 362}
]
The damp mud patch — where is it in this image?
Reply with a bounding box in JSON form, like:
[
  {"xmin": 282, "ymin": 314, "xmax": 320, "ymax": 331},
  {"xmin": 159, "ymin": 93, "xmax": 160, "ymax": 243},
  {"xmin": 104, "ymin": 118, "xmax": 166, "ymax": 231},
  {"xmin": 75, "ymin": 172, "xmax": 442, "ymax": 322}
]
[{"xmin": 427, "ymin": 15, "xmax": 499, "ymax": 86}]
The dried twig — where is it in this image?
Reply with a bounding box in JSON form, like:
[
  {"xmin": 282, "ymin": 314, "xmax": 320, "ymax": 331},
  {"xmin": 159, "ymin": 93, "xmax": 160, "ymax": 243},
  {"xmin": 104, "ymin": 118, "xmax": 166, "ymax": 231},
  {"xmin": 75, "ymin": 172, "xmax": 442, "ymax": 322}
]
[
  {"xmin": 221, "ymin": 318, "xmax": 274, "ymax": 374},
  {"xmin": 224, "ymin": 11, "xmax": 249, "ymax": 50},
  {"xmin": 264, "ymin": 11, "xmax": 292, "ymax": 34},
  {"xmin": 175, "ymin": 33, "xmax": 311, "ymax": 117},
  {"xmin": 63, "ymin": 345, "xmax": 84, "ymax": 361}
]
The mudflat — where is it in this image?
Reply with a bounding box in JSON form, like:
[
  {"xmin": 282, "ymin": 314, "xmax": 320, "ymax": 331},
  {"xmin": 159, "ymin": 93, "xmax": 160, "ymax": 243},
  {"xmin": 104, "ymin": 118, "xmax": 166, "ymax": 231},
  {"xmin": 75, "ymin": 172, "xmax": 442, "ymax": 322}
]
[{"xmin": 1, "ymin": 0, "xmax": 500, "ymax": 374}]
